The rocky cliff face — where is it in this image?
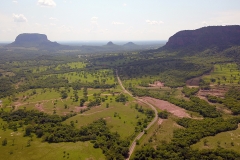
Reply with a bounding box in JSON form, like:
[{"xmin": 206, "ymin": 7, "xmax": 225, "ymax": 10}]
[
  {"xmin": 14, "ymin": 33, "xmax": 50, "ymax": 44},
  {"xmin": 164, "ymin": 25, "xmax": 240, "ymax": 50}
]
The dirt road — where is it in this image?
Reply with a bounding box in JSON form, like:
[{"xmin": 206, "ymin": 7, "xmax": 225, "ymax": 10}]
[{"xmin": 116, "ymin": 70, "xmax": 158, "ymax": 160}]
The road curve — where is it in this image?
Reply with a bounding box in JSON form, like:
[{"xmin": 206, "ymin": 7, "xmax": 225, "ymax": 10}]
[{"xmin": 116, "ymin": 70, "xmax": 158, "ymax": 160}]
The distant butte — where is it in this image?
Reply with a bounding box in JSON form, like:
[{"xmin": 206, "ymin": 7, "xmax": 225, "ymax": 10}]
[
  {"xmin": 123, "ymin": 42, "xmax": 137, "ymax": 46},
  {"xmin": 163, "ymin": 25, "xmax": 240, "ymax": 50},
  {"xmin": 7, "ymin": 33, "xmax": 60, "ymax": 48},
  {"xmin": 106, "ymin": 41, "xmax": 115, "ymax": 45}
]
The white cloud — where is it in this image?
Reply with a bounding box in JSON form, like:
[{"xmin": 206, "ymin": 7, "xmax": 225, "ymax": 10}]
[
  {"xmin": 38, "ymin": 0, "xmax": 56, "ymax": 7},
  {"xmin": 91, "ymin": 17, "xmax": 98, "ymax": 25},
  {"xmin": 112, "ymin": 21, "xmax": 124, "ymax": 25},
  {"xmin": 49, "ymin": 17, "xmax": 58, "ymax": 21},
  {"xmin": 146, "ymin": 20, "xmax": 164, "ymax": 25},
  {"xmin": 12, "ymin": 14, "xmax": 28, "ymax": 22},
  {"xmin": 12, "ymin": 0, "xmax": 18, "ymax": 4},
  {"xmin": 50, "ymin": 23, "xmax": 56, "ymax": 26},
  {"xmin": 123, "ymin": 3, "xmax": 127, "ymax": 7}
]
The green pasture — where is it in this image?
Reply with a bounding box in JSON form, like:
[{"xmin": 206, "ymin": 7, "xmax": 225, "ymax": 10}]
[
  {"xmin": 66, "ymin": 62, "xmax": 86, "ymax": 69},
  {"xmin": 203, "ymin": 63, "xmax": 240, "ymax": 85},
  {"xmin": 132, "ymin": 116, "xmax": 182, "ymax": 159},
  {"xmin": 123, "ymin": 75, "xmax": 162, "ymax": 88},
  {"xmin": 0, "ymin": 121, "xmax": 105, "ymax": 160},
  {"xmin": 40, "ymin": 69, "xmax": 115, "ymax": 84},
  {"xmin": 141, "ymin": 117, "xmax": 181, "ymax": 146},
  {"xmin": 192, "ymin": 124, "xmax": 240, "ymax": 153},
  {"xmin": 64, "ymin": 100, "xmax": 148, "ymax": 139},
  {"xmin": 32, "ymin": 66, "xmax": 49, "ymax": 73},
  {"xmin": 54, "ymin": 62, "xmax": 86, "ymax": 70},
  {"xmin": 4, "ymin": 87, "xmax": 132, "ymax": 116}
]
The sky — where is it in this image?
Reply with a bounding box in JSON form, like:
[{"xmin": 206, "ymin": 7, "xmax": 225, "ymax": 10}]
[{"xmin": 1, "ymin": 0, "xmax": 240, "ymax": 42}]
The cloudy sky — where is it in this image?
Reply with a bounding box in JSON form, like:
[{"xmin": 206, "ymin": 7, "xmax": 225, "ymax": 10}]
[{"xmin": 1, "ymin": 0, "xmax": 240, "ymax": 42}]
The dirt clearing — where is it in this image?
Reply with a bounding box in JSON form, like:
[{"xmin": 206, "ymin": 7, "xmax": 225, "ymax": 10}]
[
  {"xmin": 141, "ymin": 97, "xmax": 190, "ymax": 118},
  {"xmin": 149, "ymin": 81, "xmax": 164, "ymax": 87}
]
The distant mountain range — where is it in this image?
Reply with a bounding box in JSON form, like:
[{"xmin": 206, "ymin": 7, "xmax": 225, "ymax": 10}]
[
  {"xmin": 4, "ymin": 33, "xmax": 160, "ymax": 53},
  {"xmin": 6, "ymin": 25, "xmax": 239, "ymax": 54}
]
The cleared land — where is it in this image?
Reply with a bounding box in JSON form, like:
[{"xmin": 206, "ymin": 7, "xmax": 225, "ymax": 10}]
[
  {"xmin": 64, "ymin": 101, "xmax": 148, "ymax": 138},
  {"xmin": 141, "ymin": 97, "xmax": 190, "ymax": 118},
  {"xmin": 203, "ymin": 63, "xmax": 240, "ymax": 85},
  {"xmin": 192, "ymin": 124, "xmax": 240, "ymax": 153}
]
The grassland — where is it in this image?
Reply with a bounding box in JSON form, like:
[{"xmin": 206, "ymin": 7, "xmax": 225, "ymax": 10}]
[
  {"xmin": 203, "ymin": 63, "xmax": 240, "ymax": 85},
  {"xmin": 122, "ymin": 76, "xmax": 161, "ymax": 88},
  {"xmin": 55, "ymin": 62, "xmax": 86, "ymax": 70},
  {"xmin": 192, "ymin": 124, "xmax": 240, "ymax": 153},
  {"xmin": 131, "ymin": 116, "xmax": 182, "ymax": 159},
  {"xmin": 2, "ymin": 87, "xmax": 125, "ymax": 115},
  {"xmin": 0, "ymin": 119, "xmax": 105, "ymax": 160},
  {"xmin": 39, "ymin": 69, "xmax": 115, "ymax": 84},
  {"xmin": 64, "ymin": 100, "xmax": 149, "ymax": 139}
]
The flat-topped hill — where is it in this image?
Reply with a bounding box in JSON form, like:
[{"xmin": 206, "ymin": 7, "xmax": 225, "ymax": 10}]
[
  {"xmin": 163, "ymin": 25, "xmax": 240, "ymax": 50},
  {"xmin": 7, "ymin": 33, "xmax": 60, "ymax": 48}
]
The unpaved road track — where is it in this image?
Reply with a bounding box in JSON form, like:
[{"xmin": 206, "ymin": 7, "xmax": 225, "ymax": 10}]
[{"xmin": 116, "ymin": 70, "xmax": 158, "ymax": 160}]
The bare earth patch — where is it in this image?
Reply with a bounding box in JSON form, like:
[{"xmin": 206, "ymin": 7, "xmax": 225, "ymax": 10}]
[
  {"xmin": 149, "ymin": 81, "xmax": 164, "ymax": 87},
  {"xmin": 158, "ymin": 118, "xmax": 164, "ymax": 125},
  {"xmin": 142, "ymin": 97, "xmax": 190, "ymax": 118},
  {"xmin": 74, "ymin": 106, "xmax": 87, "ymax": 112},
  {"xmin": 35, "ymin": 103, "xmax": 44, "ymax": 112},
  {"xmin": 197, "ymin": 88, "xmax": 227, "ymax": 98}
]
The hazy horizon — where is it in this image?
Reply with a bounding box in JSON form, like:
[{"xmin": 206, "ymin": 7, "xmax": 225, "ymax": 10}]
[
  {"xmin": 0, "ymin": 40, "xmax": 167, "ymax": 46},
  {"xmin": 1, "ymin": 0, "xmax": 240, "ymax": 41}
]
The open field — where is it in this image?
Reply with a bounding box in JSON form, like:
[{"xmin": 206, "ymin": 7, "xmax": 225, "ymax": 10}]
[
  {"xmin": 55, "ymin": 62, "xmax": 86, "ymax": 70},
  {"xmin": 0, "ymin": 122, "xmax": 105, "ymax": 160},
  {"xmin": 64, "ymin": 101, "xmax": 149, "ymax": 139},
  {"xmin": 123, "ymin": 76, "xmax": 164, "ymax": 88},
  {"xmin": 1, "ymin": 87, "xmax": 127, "ymax": 115},
  {"xmin": 192, "ymin": 124, "xmax": 240, "ymax": 153},
  {"xmin": 134, "ymin": 117, "xmax": 182, "ymax": 151},
  {"xmin": 39, "ymin": 69, "xmax": 115, "ymax": 84},
  {"xmin": 203, "ymin": 63, "xmax": 240, "ymax": 85}
]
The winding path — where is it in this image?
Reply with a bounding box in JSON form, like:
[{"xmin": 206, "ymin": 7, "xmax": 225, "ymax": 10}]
[{"xmin": 116, "ymin": 70, "xmax": 158, "ymax": 160}]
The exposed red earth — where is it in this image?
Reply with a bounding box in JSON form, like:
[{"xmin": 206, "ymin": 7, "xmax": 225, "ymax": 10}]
[
  {"xmin": 141, "ymin": 97, "xmax": 190, "ymax": 118},
  {"xmin": 149, "ymin": 81, "xmax": 165, "ymax": 87}
]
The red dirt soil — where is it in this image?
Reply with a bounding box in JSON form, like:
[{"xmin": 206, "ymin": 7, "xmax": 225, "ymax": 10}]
[
  {"xmin": 141, "ymin": 97, "xmax": 190, "ymax": 118},
  {"xmin": 158, "ymin": 118, "xmax": 164, "ymax": 125},
  {"xmin": 35, "ymin": 103, "xmax": 44, "ymax": 112},
  {"xmin": 197, "ymin": 88, "xmax": 227, "ymax": 98},
  {"xmin": 74, "ymin": 106, "xmax": 87, "ymax": 112},
  {"xmin": 149, "ymin": 81, "xmax": 164, "ymax": 87}
]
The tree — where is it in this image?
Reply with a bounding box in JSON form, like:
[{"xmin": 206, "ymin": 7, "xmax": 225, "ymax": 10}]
[
  {"xmin": 158, "ymin": 110, "xmax": 169, "ymax": 119},
  {"xmin": 80, "ymin": 99, "xmax": 85, "ymax": 107},
  {"xmin": 2, "ymin": 138, "xmax": 7, "ymax": 146},
  {"xmin": 61, "ymin": 91, "xmax": 68, "ymax": 99}
]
